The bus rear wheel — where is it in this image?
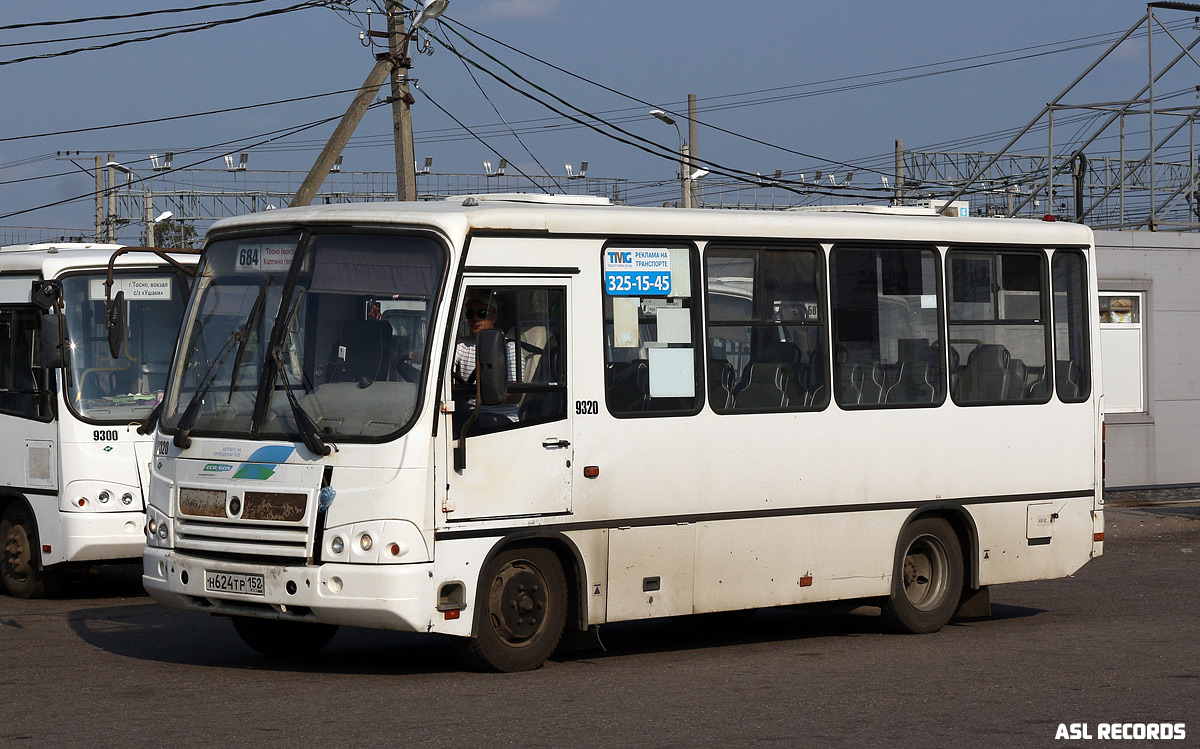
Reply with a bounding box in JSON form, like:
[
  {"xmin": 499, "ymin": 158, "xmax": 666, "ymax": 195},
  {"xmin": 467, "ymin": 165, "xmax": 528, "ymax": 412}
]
[
  {"xmin": 231, "ymin": 616, "xmax": 339, "ymax": 657},
  {"xmin": 460, "ymin": 546, "xmax": 567, "ymax": 672},
  {"xmin": 2, "ymin": 503, "xmax": 62, "ymax": 599},
  {"xmin": 880, "ymin": 517, "xmax": 963, "ymax": 634}
]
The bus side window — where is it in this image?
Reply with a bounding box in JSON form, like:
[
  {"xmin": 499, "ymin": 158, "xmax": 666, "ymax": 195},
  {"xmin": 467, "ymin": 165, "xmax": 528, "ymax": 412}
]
[
  {"xmin": 830, "ymin": 245, "xmax": 944, "ymax": 408},
  {"xmin": 601, "ymin": 244, "xmax": 702, "ymax": 417},
  {"xmin": 948, "ymin": 249, "xmax": 1051, "ymax": 406},
  {"xmin": 1052, "ymin": 250, "xmax": 1091, "ymax": 403},
  {"xmin": 453, "ymin": 286, "xmax": 567, "ymax": 436},
  {"xmin": 705, "ymin": 245, "xmax": 827, "ymax": 413},
  {"xmin": 0, "ymin": 307, "xmax": 52, "ymax": 420}
]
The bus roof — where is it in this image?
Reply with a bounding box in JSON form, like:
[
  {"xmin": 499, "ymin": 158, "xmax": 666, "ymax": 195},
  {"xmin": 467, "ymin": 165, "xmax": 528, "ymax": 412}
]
[
  {"xmin": 0, "ymin": 243, "xmax": 196, "ymax": 278},
  {"xmin": 206, "ymin": 195, "xmax": 1096, "ymax": 248}
]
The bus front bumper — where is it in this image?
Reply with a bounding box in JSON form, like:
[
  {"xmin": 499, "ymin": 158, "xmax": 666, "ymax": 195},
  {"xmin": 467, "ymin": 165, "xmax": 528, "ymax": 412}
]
[{"xmin": 142, "ymin": 548, "xmax": 441, "ymax": 632}]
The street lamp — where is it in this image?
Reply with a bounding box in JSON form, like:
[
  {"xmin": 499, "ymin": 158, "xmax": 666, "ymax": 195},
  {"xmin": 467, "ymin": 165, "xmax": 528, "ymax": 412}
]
[{"xmin": 650, "ymin": 109, "xmax": 691, "ymax": 208}]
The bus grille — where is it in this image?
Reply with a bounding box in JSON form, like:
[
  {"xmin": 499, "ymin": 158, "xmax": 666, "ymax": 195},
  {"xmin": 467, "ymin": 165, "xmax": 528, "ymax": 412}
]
[{"xmin": 176, "ymin": 487, "xmax": 312, "ymax": 559}]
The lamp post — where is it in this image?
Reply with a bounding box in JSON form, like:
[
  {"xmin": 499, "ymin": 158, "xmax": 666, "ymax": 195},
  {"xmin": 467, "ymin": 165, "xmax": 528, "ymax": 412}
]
[{"xmin": 650, "ymin": 109, "xmax": 691, "ymax": 208}]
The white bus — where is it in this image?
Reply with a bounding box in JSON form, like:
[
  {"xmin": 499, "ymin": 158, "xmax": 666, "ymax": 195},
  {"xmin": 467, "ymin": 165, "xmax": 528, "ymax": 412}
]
[
  {"xmin": 142, "ymin": 196, "xmax": 1103, "ymax": 671},
  {"xmin": 1, "ymin": 243, "xmax": 196, "ymax": 597}
]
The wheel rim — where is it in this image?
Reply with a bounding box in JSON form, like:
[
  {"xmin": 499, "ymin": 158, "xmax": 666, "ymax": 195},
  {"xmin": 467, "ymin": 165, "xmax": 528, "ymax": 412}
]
[
  {"xmin": 486, "ymin": 559, "xmax": 549, "ymax": 647},
  {"xmin": 901, "ymin": 533, "xmax": 949, "ymax": 612},
  {"xmin": 4, "ymin": 519, "xmax": 34, "ymax": 582}
]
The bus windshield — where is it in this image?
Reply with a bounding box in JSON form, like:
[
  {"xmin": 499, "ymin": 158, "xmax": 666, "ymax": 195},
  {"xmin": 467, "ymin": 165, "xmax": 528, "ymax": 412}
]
[
  {"xmin": 62, "ymin": 271, "xmax": 188, "ymax": 423},
  {"xmin": 160, "ymin": 232, "xmax": 445, "ymax": 442}
]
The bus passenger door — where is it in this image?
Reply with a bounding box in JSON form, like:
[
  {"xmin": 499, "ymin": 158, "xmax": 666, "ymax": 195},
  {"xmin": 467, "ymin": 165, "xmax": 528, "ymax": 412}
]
[{"xmin": 444, "ymin": 281, "xmax": 572, "ymax": 520}]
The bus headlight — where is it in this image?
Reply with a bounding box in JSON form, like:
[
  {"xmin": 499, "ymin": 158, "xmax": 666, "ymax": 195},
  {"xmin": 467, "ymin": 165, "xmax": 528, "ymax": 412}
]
[
  {"xmin": 158, "ymin": 522, "xmax": 169, "ymax": 540},
  {"xmin": 331, "ymin": 536, "xmax": 345, "ymax": 554},
  {"xmin": 148, "ymin": 519, "xmax": 158, "ymax": 536},
  {"xmin": 98, "ymin": 490, "xmax": 111, "ymax": 504},
  {"xmin": 359, "ymin": 534, "xmax": 373, "ymax": 551},
  {"xmin": 121, "ymin": 493, "xmax": 134, "ymax": 506}
]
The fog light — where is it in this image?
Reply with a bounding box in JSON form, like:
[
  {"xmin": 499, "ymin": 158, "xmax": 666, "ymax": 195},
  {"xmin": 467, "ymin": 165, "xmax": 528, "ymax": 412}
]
[
  {"xmin": 148, "ymin": 519, "xmax": 158, "ymax": 535},
  {"xmin": 98, "ymin": 490, "xmax": 110, "ymax": 504},
  {"xmin": 121, "ymin": 493, "xmax": 133, "ymax": 505},
  {"xmin": 331, "ymin": 536, "xmax": 344, "ymax": 554},
  {"xmin": 359, "ymin": 534, "xmax": 373, "ymax": 551}
]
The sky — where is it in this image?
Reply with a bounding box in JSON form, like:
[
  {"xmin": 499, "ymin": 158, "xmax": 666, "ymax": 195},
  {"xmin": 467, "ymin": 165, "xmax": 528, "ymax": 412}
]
[{"xmin": 0, "ymin": 0, "xmax": 1185, "ymax": 243}]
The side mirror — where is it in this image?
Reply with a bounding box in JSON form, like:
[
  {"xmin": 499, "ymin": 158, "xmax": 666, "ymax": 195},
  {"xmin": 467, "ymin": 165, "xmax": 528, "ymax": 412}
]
[
  {"xmin": 107, "ymin": 290, "xmax": 125, "ymax": 360},
  {"xmin": 37, "ymin": 314, "xmax": 63, "ymax": 369},
  {"xmin": 475, "ymin": 328, "xmax": 509, "ymax": 406}
]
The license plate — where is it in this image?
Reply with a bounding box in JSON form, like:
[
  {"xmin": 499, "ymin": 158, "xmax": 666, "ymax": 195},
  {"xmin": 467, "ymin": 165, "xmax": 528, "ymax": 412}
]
[{"xmin": 204, "ymin": 570, "xmax": 265, "ymax": 596}]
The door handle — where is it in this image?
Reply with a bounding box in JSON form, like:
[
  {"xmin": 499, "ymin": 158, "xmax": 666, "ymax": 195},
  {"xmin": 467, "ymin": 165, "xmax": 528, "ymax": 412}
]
[{"xmin": 541, "ymin": 438, "xmax": 571, "ymax": 449}]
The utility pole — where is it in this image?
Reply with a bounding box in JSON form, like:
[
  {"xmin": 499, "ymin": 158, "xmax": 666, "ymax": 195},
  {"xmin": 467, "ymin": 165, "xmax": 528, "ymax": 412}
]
[
  {"xmin": 894, "ymin": 138, "xmax": 906, "ymax": 205},
  {"xmin": 106, "ymin": 153, "xmax": 117, "ymax": 242},
  {"xmin": 388, "ymin": 0, "xmax": 417, "ymax": 201},
  {"xmin": 292, "ymin": 1, "xmax": 443, "ymax": 207},
  {"xmin": 687, "ymin": 94, "xmax": 699, "ymax": 209},
  {"xmin": 94, "ymin": 155, "xmax": 103, "ymax": 242},
  {"xmin": 292, "ymin": 57, "xmax": 394, "ymax": 207}
]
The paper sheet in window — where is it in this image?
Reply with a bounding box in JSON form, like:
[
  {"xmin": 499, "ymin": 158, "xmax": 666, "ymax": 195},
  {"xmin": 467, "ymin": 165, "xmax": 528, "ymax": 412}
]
[
  {"xmin": 648, "ymin": 347, "xmax": 695, "ymax": 398},
  {"xmin": 613, "ymin": 296, "xmax": 639, "ymax": 348},
  {"xmin": 655, "ymin": 306, "xmax": 691, "ymax": 344}
]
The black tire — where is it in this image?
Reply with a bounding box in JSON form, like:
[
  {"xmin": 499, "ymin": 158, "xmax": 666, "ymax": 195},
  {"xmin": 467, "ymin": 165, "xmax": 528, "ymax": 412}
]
[
  {"xmin": 880, "ymin": 517, "xmax": 963, "ymax": 634},
  {"xmin": 1, "ymin": 503, "xmax": 63, "ymax": 599},
  {"xmin": 231, "ymin": 616, "xmax": 339, "ymax": 657},
  {"xmin": 460, "ymin": 546, "xmax": 567, "ymax": 672}
]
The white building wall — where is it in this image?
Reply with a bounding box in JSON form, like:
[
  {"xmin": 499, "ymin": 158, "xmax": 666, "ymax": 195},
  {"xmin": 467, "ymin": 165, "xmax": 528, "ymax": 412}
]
[{"xmin": 1094, "ymin": 230, "xmax": 1200, "ymax": 488}]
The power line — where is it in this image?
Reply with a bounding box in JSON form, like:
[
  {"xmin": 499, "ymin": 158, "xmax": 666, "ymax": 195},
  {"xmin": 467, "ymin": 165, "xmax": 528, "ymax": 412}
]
[
  {"xmin": 0, "ymin": 87, "xmax": 369, "ymax": 143},
  {"xmin": 0, "ymin": 1, "xmax": 328, "ymax": 67},
  {"xmin": 0, "ymin": 0, "xmax": 282, "ymax": 31},
  {"xmin": 0, "ymin": 103, "xmax": 385, "ymax": 222}
]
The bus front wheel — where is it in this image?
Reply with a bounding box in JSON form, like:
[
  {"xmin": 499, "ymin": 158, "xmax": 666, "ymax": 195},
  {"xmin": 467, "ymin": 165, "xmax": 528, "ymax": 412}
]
[
  {"xmin": 460, "ymin": 546, "xmax": 567, "ymax": 672},
  {"xmin": 880, "ymin": 517, "xmax": 963, "ymax": 634},
  {"xmin": 231, "ymin": 616, "xmax": 339, "ymax": 657},
  {"xmin": 1, "ymin": 503, "xmax": 62, "ymax": 599}
]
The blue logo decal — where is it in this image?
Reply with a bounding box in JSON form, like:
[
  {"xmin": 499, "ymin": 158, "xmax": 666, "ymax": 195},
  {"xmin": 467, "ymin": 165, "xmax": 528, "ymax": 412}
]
[{"xmin": 232, "ymin": 446, "xmax": 296, "ymax": 481}]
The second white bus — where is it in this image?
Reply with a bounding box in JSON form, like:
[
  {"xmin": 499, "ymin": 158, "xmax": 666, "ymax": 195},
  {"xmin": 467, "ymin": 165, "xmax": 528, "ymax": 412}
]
[
  {"xmin": 1, "ymin": 243, "xmax": 196, "ymax": 597},
  {"xmin": 142, "ymin": 196, "xmax": 1103, "ymax": 670}
]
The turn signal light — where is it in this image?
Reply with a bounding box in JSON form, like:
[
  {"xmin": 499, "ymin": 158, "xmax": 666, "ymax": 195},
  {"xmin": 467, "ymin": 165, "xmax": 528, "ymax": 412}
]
[
  {"xmin": 444, "ymin": 609, "xmax": 460, "ymax": 620},
  {"xmin": 1094, "ymin": 532, "xmax": 1105, "ymax": 542},
  {"xmin": 583, "ymin": 466, "xmax": 600, "ymax": 478}
]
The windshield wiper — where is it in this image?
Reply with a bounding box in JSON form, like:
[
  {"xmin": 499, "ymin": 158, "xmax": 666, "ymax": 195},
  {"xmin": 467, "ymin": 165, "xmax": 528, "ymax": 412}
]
[
  {"xmin": 227, "ymin": 276, "xmax": 272, "ymax": 403},
  {"xmin": 272, "ymin": 347, "xmax": 330, "ymax": 456},
  {"xmin": 170, "ymin": 328, "xmax": 240, "ymax": 448},
  {"xmin": 173, "ymin": 279, "xmax": 276, "ymax": 448}
]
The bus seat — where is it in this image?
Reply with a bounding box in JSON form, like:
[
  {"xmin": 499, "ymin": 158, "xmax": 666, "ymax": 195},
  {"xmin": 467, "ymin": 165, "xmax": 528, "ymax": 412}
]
[
  {"xmin": 959, "ymin": 344, "xmax": 1010, "ymax": 402},
  {"xmin": 707, "ymin": 358, "xmax": 736, "ymax": 410},
  {"xmin": 331, "ymin": 319, "xmax": 393, "ymax": 386},
  {"xmin": 1005, "ymin": 358, "xmax": 1029, "ymax": 401},
  {"xmin": 1056, "ymin": 360, "xmax": 1082, "ymax": 399},
  {"xmin": 733, "ymin": 363, "xmax": 788, "ymax": 408}
]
